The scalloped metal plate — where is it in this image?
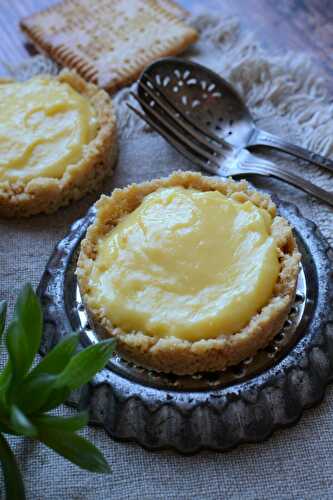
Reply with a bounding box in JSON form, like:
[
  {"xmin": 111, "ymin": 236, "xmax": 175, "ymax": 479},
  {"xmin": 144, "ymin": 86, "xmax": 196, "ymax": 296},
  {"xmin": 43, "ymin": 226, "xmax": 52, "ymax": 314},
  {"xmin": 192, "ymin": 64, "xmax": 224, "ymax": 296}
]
[{"xmin": 37, "ymin": 198, "xmax": 333, "ymax": 453}]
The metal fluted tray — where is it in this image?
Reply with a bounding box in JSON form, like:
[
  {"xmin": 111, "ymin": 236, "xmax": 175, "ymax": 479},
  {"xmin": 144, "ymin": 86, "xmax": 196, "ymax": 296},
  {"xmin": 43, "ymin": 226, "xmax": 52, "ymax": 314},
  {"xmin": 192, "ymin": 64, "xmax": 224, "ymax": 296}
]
[{"xmin": 38, "ymin": 198, "xmax": 333, "ymax": 453}]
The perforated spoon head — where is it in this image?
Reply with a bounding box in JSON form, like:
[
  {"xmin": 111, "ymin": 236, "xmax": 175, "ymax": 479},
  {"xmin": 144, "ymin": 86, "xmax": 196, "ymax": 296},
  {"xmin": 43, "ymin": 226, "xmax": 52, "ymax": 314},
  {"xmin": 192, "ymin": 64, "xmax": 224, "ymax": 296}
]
[{"xmin": 138, "ymin": 57, "xmax": 255, "ymax": 149}]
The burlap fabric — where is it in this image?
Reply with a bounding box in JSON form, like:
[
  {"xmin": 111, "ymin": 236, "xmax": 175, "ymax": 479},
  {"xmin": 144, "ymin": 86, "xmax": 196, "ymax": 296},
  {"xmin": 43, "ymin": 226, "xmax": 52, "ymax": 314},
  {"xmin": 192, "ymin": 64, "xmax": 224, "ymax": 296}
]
[{"xmin": 1, "ymin": 14, "xmax": 332, "ymax": 499}]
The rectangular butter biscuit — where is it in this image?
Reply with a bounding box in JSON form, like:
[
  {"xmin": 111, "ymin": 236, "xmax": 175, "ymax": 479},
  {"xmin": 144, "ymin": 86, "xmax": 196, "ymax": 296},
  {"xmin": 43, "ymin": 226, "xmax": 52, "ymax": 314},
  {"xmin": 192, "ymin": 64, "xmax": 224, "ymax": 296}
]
[{"xmin": 20, "ymin": 0, "xmax": 198, "ymax": 93}]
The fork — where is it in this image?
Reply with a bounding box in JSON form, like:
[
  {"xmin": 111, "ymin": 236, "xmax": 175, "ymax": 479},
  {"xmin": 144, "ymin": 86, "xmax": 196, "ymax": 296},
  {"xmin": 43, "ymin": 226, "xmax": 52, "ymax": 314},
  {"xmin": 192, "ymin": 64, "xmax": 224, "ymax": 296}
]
[{"xmin": 127, "ymin": 76, "xmax": 333, "ymax": 208}]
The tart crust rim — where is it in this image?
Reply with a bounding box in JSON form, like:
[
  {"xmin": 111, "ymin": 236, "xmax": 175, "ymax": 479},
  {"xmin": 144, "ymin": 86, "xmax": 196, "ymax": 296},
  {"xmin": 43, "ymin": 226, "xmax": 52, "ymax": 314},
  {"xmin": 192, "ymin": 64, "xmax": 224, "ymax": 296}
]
[
  {"xmin": 77, "ymin": 171, "xmax": 301, "ymax": 375},
  {"xmin": 0, "ymin": 69, "xmax": 118, "ymax": 217}
]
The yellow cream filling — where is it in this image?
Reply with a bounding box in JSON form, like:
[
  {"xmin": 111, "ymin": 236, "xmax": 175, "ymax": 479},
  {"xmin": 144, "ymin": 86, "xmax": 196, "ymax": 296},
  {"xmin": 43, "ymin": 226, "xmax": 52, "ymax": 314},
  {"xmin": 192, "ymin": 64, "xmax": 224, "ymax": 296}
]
[
  {"xmin": 89, "ymin": 187, "xmax": 280, "ymax": 341},
  {"xmin": 0, "ymin": 77, "xmax": 98, "ymax": 183}
]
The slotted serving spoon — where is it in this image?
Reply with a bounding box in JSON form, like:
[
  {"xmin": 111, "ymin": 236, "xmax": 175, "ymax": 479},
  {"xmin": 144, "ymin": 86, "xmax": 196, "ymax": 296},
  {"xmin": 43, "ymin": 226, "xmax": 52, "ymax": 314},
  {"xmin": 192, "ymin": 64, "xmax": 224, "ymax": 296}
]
[
  {"xmin": 126, "ymin": 61, "xmax": 333, "ymax": 207},
  {"xmin": 138, "ymin": 57, "xmax": 333, "ymax": 174}
]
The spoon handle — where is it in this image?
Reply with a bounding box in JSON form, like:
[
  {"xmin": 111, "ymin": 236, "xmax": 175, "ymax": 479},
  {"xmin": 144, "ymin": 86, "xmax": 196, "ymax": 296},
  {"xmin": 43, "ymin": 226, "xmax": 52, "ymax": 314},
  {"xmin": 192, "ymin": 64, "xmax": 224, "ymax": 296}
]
[{"xmin": 249, "ymin": 129, "xmax": 333, "ymax": 174}]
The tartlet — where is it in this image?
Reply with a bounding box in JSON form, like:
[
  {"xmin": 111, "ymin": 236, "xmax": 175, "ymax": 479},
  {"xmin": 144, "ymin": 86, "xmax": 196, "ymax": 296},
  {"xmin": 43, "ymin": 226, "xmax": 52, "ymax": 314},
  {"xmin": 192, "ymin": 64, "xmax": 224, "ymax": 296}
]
[
  {"xmin": 77, "ymin": 171, "xmax": 301, "ymax": 375},
  {"xmin": 0, "ymin": 70, "xmax": 117, "ymax": 217}
]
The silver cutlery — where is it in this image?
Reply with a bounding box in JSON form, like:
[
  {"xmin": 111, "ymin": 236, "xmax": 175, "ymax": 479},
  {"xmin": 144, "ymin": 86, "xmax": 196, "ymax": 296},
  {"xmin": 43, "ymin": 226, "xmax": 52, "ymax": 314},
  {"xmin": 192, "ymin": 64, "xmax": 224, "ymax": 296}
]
[
  {"xmin": 134, "ymin": 57, "xmax": 333, "ymax": 174},
  {"xmin": 127, "ymin": 66, "xmax": 333, "ymax": 207}
]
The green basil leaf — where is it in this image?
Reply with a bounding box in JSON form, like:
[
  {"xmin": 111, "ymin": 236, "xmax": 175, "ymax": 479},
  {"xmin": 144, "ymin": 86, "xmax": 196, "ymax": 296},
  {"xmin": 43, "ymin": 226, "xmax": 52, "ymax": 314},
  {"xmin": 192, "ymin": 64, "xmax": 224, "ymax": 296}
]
[
  {"xmin": 38, "ymin": 385, "xmax": 72, "ymax": 413},
  {"xmin": 30, "ymin": 333, "xmax": 79, "ymax": 377},
  {"xmin": 0, "ymin": 301, "xmax": 9, "ymax": 393},
  {"xmin": 55, "ymin": 339, "xmax": 116, "ymax": 391},
  {"xmin": 0, "ymin": 363, "xmax": 12, "ymax": 397},
  {"xmin": 0, "ymin": 433, "xmax": 26, "ymax": 500},
  {"xmin": 0, "ymin": 300, "xmax": 7, "ymax": 338},
  {"xmin": 12, "ymin": 373, "xmax": 57, "ymax": 415},
  {"xmin": 6, "ymin": 320, "xmax": 30, "ymax": 381},
  {"xmin": 0, "ymin": 421, "xmax": 16, "ymax": 435},
  {"xmin": 10, "ymin": 406, "xmax": 37, "ymax": 438},
  {"xmin": 0, "ymin": 405, "xmax": 15, "ymax": 435},
  {"xmin": 0, "ymin": 403, "xmax": 9, "ymax": 422},
  {"xmin": 14, "ymin": 284, "xmax": 42, "ymax": 370},
  {"xmin": 39, "ymin": 429, "xmax": 110, "ymax": 473},
  {"xmin": 32, "ymin": 411, "xmax": 89, "ymax": 432}
]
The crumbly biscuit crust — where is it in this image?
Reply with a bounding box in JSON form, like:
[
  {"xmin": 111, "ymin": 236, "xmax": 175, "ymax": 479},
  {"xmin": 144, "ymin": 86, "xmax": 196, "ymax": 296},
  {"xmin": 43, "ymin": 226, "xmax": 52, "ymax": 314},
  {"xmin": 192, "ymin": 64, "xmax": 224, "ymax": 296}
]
[
  {"xmin": 77, "ymin": 171, "xmax": 301, "ymax": 375},
  {"xmin": 0, "ymin": 70, "xmax": 117, "ymax": 218}
]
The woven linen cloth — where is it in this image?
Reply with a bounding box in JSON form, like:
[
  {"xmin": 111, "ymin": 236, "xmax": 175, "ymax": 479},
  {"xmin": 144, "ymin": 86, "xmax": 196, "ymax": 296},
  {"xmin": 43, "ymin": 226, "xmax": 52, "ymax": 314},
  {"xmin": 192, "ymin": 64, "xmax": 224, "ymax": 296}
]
[{"xmin": 1, "ymin": 13, "xmax": 333, "ymax": 500}]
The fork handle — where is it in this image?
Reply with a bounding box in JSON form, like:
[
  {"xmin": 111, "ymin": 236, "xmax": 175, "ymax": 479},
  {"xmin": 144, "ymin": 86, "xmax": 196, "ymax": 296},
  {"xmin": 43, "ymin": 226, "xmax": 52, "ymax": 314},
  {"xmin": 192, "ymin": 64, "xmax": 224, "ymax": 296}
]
[
  {"xmin": 249, "ymin": 129, "xmax": 333, "ymax": 174},
  {"xmin": 233, "ymin": 163, "xmax": 333, "ymax": 207}
]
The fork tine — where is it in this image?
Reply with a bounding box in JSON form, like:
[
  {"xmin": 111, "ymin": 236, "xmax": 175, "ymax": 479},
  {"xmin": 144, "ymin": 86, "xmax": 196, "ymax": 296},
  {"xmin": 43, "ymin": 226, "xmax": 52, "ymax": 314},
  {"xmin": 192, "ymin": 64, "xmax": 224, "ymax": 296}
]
[
  {"xmin": 130, "ymin": 91, "xmax": 221, "ymax": 168},
  {"xmin": 143, "ymin": 74, "xmax": 229, "ymax": 148},
  {"xmin": 130, "ymin": 83, "xmax": 333, "ymax": 208},
  {"xmin": 127, "ymin": 103, "xmax": 219, "ymax": 176},
  {"xmin": 139, "ymin": 80, "xmax": 223, "ymax": 156}
]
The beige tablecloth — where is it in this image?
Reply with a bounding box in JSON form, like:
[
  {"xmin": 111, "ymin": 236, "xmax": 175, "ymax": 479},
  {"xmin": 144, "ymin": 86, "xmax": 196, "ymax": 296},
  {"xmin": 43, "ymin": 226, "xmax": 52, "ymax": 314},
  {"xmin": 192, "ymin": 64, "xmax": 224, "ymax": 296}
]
[{"xmin": 1, "ymin": 13, "xmax": 333, "ymax": 500}]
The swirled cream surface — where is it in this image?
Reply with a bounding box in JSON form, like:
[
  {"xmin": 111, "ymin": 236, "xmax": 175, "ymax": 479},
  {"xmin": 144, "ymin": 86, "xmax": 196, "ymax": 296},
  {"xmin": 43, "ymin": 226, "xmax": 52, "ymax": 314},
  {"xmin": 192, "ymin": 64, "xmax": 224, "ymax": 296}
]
[
  {"xmin": 0, "ymin": 77, "xmax": 97, "ymax": 182},
  {"xmin": 88, "ymin": 187, "xmax": 280, "ymax": 341}
]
